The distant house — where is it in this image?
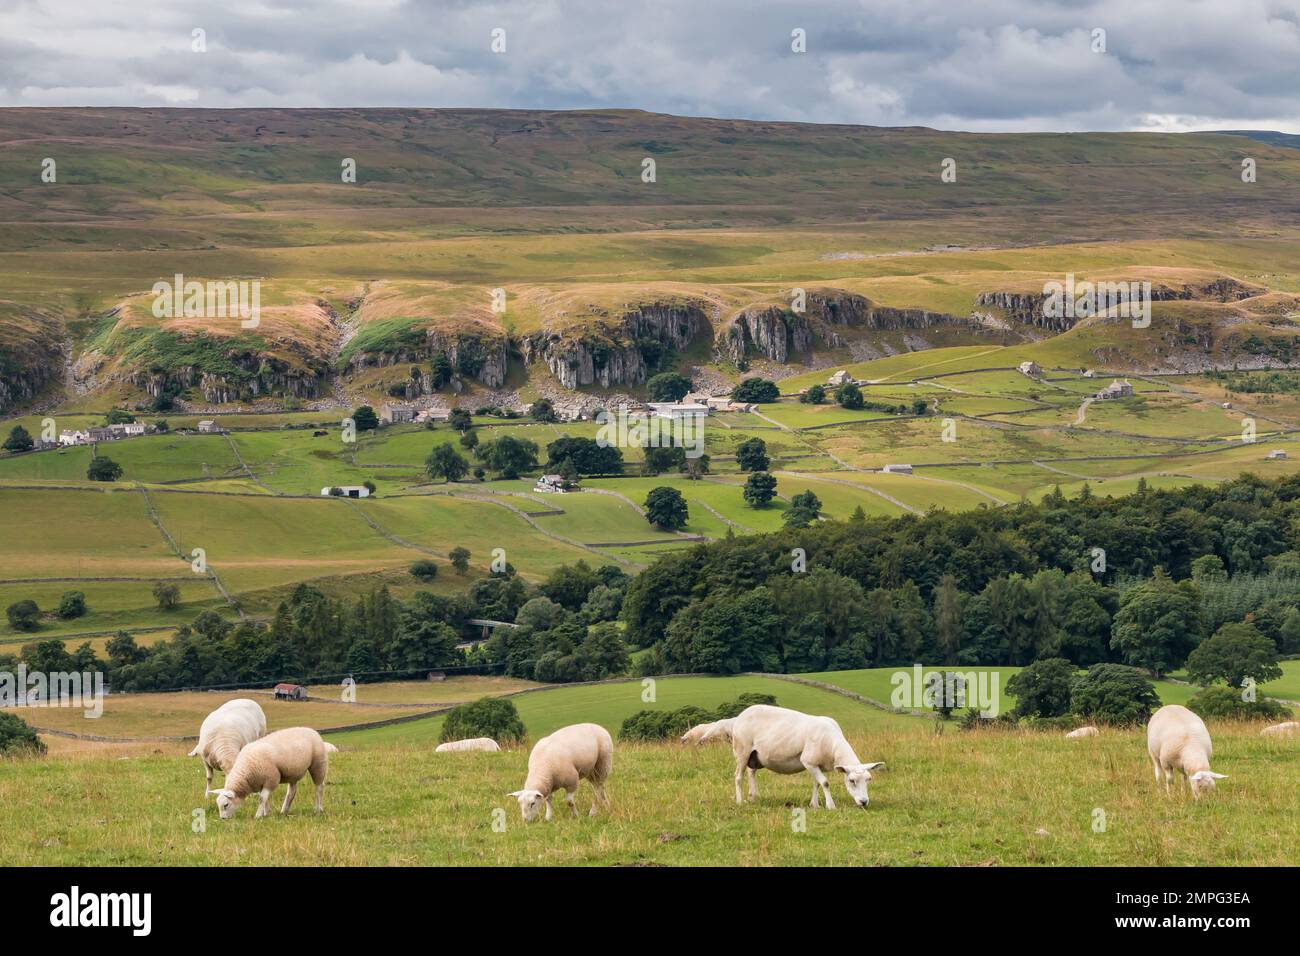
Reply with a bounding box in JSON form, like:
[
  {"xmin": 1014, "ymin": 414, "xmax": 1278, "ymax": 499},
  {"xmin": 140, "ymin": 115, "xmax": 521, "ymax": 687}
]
[
  {"xmin": 1267, "ymin": 449, "xmax": 1288, "ymax": 460},
  {"xmin": 827, "ymin": 370, "xmax": 852, "ymax": 387},
  {"xmin": 683, "ymin": 391, "xmax": 712, "ymax": 406},
  {"xmin": 381, "ymin": 403, "xmax": 417, "ymax": 424},
  {"xmin": 197, "ymin": 420, "xmax": 223, "ymax": 434},
  {"xmin": 273, "ymin": 683, "xmax": 307, "ymax": 701},
  {"xmin": 32, "ymin": 439, "xmax": 59, "ymax": 451},
  {"xmin": 534, "ymin": 474, "xmax": 573, "ymax": 493},
  {"xmin": 1082, "ymin": 369, "xmax": 1097, "ymax": 378},
  {"xmin": 882, "ymin": 463, "xmax": 914, "ymax": 474},
  {"xmin": 647, "ymin": 402, "xmax": 709, "ymax": 420},
  {"xmin": 321, "ymin": 485, "xmax": 371, "ymax": 498},
  {"xmin": 87, "ymin": 427, "xmax": 116, "ymax": 443},
  {"xmin": 58, "ymin": 429, "xmax": 90, "ymax": 446},
  {"xmin": 1094, "ymin": 379, "xmax": 1134, "ymax": 400},
  {"xmin": 426, "ymin": 670, "xmax": 447, "ymax": 682},
  {"xmin": 1018, "ymin": 361, "xmax": 1043, "ymax": 378},
  {"xmin": 109, "ymin": 422, "xmax": 146, "ymax": 437},
  {"xmin": 415, "ymin": 408, "xmax": 451, "ymax": 423}
]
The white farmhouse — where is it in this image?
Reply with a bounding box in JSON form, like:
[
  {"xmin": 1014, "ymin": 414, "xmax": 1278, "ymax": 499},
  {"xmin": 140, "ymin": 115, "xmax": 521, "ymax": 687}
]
[
  {"xmin": 1018, "ymin": 360, "xmax": 1043, "ymax": 378},
  {"xmin": 882, "ymin": 463, "xmax": 914, "ymax": 474},
  {"xmin": 321, "ymin": 485, "xmax": 371, "ymax": 498}
]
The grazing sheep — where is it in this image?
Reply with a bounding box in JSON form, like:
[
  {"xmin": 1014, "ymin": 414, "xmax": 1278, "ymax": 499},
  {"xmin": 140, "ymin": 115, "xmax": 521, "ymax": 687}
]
[
  {"xmin": 1260, "ymin": 721, "xmax": 1300, "ymax": 737},
  {"xmin": 1065, "ymin": 726, "xmax": 1100, "ymax": 738},
  {"xmin": 1147, "ymin": 704, "xmax": 1227, "ymax": 798},
  {"xmin": 435, "ymin": 737, "xmax": 501, "ymax": 753},
  {"xmin": 727, "ymin": 705, "xmax": 883, "ymax": 810},
  {"xmin": 680, "ymin": 718, "xmax": 734, "ymax": 746},
  {"xmin": 208, "ymin": 727, "xmax": 338, "ymax": 819},
  {"xmin": 508, "ymin": 723, "xmax": 612, "ymax": 822},
  {"xmin": 187, "ymin": 698, "xmax": 267, "ymax": 789}
]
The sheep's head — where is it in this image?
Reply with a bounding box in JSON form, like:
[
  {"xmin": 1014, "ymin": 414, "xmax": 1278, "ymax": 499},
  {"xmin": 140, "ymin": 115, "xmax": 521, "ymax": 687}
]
[
  {"xmin": 835, "ymin": 761, "xmax": 885, "ymax": 808},
  {"xmin": 207, "ymin": 788, "xmax": 244, "ymax": 819},
  {"xmin": 1189, "ymin": 770, "xmax": 1227, "ymax": 798},
  {"xmin": 679, "ymin": 724, "xmax": 713, "ymax": 746},
  {"xmin": 508, "ymin": 789, "xmax": 546, "ymax": 822}
]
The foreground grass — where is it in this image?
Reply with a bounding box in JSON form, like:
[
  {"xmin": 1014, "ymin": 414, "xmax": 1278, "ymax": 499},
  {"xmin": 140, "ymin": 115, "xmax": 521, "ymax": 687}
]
[{"xmin": 3, "ymin": 721, "xmax": 1296, "ymax": 865}]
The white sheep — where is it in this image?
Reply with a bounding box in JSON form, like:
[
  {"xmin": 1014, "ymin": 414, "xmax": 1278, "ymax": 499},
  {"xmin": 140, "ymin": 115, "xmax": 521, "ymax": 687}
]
[
  {"xmin": 435, "ymin": 737, "xmax": 501, "ymax": 752},
  {"xmin": 1065, "ymin": 725, "xmax": 1100, "ymax": 738},
  {"xmin": 187, "ymin": 698, "xmax": 267, "ymax": 789},
  {"xmin": 508, "ymin": 723, "xmax": 612, "ymax": 822},
  {"xmin": 727, "ymin": 704, "xmax": 883, "ymax": 809},
  {"xmin": 1260, "ymin": 721, "xmax": 1300, "ymax": 737},
  {"xmin": 1147, "ymin": 704, "xmax": 1227, "ymax": 798},
  {"xmin": 680, "ymin": 717, "xmax": 734, "ymax": 746},
  {"xmin": 208, "ymin": 727, "xmax": 338, "ymax": 819}
]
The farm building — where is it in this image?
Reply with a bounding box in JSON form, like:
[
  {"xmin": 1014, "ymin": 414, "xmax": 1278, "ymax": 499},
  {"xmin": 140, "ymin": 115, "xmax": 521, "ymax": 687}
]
[
  {"xmin": 647, "ymin": 402, "xmax": 708, "ymax": 420},
  {"xmin": 1018, "ymin": 361, "xmax": 1043, "ymax": 378},
  {"xmin": 1094, "ymin": 379, "xmax": 1134, "ymax": 400},
  {"xmin": 534, "ymin": 474, "xmax": 574, "ymax": 493},
  {"xmin": 415, "ymin": 408, "xmax": 451, "ymax": 423},
  {"xmin": 87, "ymin": 427, "xmax": 117, "ymax": 442},
  {"xmin": 197, "ymin": 420, "xmax": 224, "ymax": 433},
  {"xmin": 109, "ymin": 422, "xmax": 146, "ymax": 436},
  {"xmin": 273, "ymin": 683, "xmax": 308, "ymax": 701},
  {"xmin": 58, "ymin": 429, "xmax": 90, "ymax": 446},
  {"xmin": 827, "ymin": 370, "xmax": 852, "ymax": 386},
  {"xmin": 882, "ymin": 463, "xmax": 914, "ymax": 474},
  {"xmin": 321, "ymin": 485, "xmax": 371, "ymax": 498},
  {"xmin": 381, "ymin": 403, "xmax": 417, "ymax": 424},
  {"xmin": 1082, "ymin": 369, "xmax": 1097, "ymax": 378},
  {"xmin": 1267, "ymin": 449, "xmax": 1288, "ymax": 460}
]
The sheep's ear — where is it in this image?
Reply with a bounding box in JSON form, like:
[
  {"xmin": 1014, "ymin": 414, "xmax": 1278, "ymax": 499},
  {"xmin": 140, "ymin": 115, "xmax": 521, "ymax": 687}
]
[
  {"xmin": 834, "ymin": 764, "xmax": 850, "ymax": 773},
  {"xmin": 1208, "ymin": 772, "xmax": 1228, "ymax": 780},
  {"xmin": 863, "ymin": 762, "xmax": 885, "ymax": 771},
  {"xmin": 507, "ymin": 790, "xmax": 524, "ymax": 798}
]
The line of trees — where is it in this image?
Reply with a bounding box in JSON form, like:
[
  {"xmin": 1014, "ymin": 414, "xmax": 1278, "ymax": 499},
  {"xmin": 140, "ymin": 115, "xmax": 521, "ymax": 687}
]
[{"xmin": 622, "ymin": 475, "xmax": 1300, "ymax": 679}]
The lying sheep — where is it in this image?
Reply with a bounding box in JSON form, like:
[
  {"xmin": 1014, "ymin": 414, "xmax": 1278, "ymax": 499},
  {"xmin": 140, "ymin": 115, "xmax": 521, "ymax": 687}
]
[
  {"xmin": 680, "ymin": 718, "xmax": 734, "ymax": 746},
  {"xmin": 435, "ymin": 737, "xmax": 501, "ymax": 753},
  {"xmin": 188, "ymin": 698, "xmax": 267, "ymax": 789},
  {"xmin": 1260, "ymin": 721, "xmax": 1300, "ymax": 737},
  {"xmin": 208, "ymin": 727, "xmax": 338, "ymax": 819},
  {"xmin": 728, "ymin": 704, "xmax": 883, "ymax": 809},
  {"xmin": 508, "ymin": 723, "xmax": 612, "ymax": 822},
  {"xmin": 1147, "ymin": 704, "xmax": 1227, "ymax": 798},
  {"xmin": 1065, "ymin": 726, "xmax": 1100, "ymax": 738}
]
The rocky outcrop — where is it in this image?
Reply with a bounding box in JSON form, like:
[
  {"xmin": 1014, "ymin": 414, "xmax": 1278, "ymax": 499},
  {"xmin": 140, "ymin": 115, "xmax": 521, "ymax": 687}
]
[
  {"xmin": 344, "ymin": 329, "xmax": 509, "ymax": 389},
  {"xmin": 521, "ymin": 302, "xmax": 707, "ymax": 389},
  {"xmin": 717, "ymin": 306, "xmax": 809, "ymax": 364},
  {"xmin": 977, "ymin": 277, "xmax": 1264, "ymax": 332},
  {"xmin": 129, "ymin": 352, "xmax": 326, "ymax": 404},
  {"xmin": 0, "ymin": 312, "xmax": 65, "ymax": 413},
  {"xmin": 717, "ymin": 290, "xmax": 981, "ymax": 363}
]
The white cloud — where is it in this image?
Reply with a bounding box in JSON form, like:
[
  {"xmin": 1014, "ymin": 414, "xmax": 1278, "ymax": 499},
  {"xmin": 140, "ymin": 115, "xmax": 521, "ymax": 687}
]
[{"xmin": 0, "ymin": 0, "xmax": 1295, "ymax": 131}]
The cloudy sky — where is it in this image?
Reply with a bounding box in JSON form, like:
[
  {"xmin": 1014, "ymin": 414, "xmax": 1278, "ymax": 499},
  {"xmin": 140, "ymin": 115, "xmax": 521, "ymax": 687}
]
[{"xmin": 1, "ymin": 0, "xmax": 1298, "ymax": 132}]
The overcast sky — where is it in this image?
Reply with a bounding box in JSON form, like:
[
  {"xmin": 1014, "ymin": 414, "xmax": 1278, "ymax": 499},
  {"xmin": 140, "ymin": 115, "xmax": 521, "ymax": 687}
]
[{"xmin": 1, "ymin": 0, "xmax": 1298, "ymax": 132}]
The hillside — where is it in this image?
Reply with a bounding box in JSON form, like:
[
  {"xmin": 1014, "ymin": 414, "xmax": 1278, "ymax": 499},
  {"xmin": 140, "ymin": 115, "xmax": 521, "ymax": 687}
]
[{"xmin": 4, "ymin": 108, "xmax": 1300, "ymax": 415}]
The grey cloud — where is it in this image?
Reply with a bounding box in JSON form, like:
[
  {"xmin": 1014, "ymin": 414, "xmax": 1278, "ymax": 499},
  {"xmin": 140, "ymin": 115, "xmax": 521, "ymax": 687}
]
[{"xmin": 0, "ymin": 0, "xmax": 1295, "ymax": 131}]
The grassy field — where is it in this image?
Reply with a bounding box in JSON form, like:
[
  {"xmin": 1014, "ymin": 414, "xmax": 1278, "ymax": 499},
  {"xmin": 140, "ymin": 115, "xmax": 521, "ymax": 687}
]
[{"xmin": 3, "ymin": 709, "xmax": 1294, "ymax": 865}]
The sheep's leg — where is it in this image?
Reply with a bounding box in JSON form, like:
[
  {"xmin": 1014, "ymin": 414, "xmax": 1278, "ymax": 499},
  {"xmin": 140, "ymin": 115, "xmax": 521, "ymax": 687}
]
[
  {"xmin": 204, "ymin": 761, "xmax": 214, "ymax": 789},
  {"xmin": 805, "ymin": 765, "xmax": 835, "ymax": 810},
  {"xmin": 589, "ymin": 781, "xmax": 607, "ymax": 816},
  {"xmin": 544, "ymin": 796, "xmax": 554, "ymax": 822},
  {"xmin": 255, "ymin": 788, "xmax": 272, "ymax": 819},
  {"xmin": 566, "ymin": 791, "xmax": 578, "ymax": 818},
  {"xmin": 746, "ymin": 766, "xmax": 759, "ymax": 802},
  {"xmin": 733, "ymin": 758, "xmax": 746, "ymax": 805},
  {"xmin": 809, "ymin": 776, "xmax": 820, "ymax": 809},
  {"xmin": 314, "ymin": 782, "xmax": 325, "ymax": 813},
  {"xmin": 1151, "ymin": 756, "xmax": 1162, "ymax": 788},
  {"xmin": 281, "ymin": 782, "xmax": 297, "ymax": 815}
]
